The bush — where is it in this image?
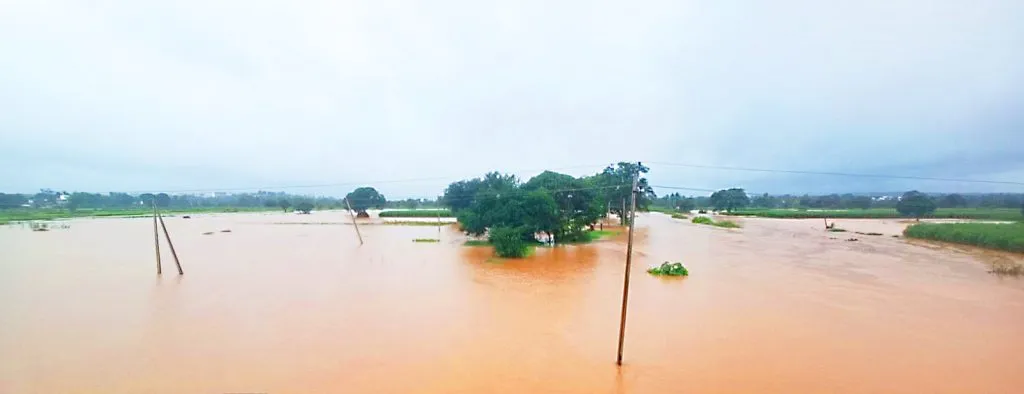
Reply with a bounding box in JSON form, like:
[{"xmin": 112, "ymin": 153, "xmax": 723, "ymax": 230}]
[
  {"xmin": 691, "ymin": 216, "xmax": 714, "ymax": 225},
  {"xmin": 647, "ymin": 261, "xmax": 689, "ymax": 276},
  {"xmin": 489, "ymin": 226, "xmax": 530, "ymax": 258}
]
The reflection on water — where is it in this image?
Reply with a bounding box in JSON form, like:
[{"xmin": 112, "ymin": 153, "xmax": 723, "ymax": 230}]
[{"xmin": 0, "ymin": 212, "xmax": 1022, "ymax": 393}]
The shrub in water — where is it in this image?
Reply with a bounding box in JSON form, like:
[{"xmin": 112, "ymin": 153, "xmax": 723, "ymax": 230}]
[
  {"xmin": 691, "ymin": 216, "xmax": 714, "ymax": 225},
  {"xmin": 489, "ymin": 226, "xmax": 530, "ymax": 258},
  {"xmin": 647, "ymin": 261, "xmax": 689, "ymax": 276}
]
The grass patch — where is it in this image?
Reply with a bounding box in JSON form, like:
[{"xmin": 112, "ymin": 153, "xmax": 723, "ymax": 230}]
[
  {"xmin": 587, "ymin": 230, "xmax": 619, "ymax": 241},
  {"xmin": 464, "ymin": 240, "xmax": 490, "ymax": 246},
  {"xmin": 646, "ymin": 206, "xmax": 678, "ymax": 214},
  {"xmin": 647, "ymin": 261, "xmax": 689, "ymax": 276},
  {"xmin": 379, "ymin": 209, "xmax": 453, "ymax": 218},
  {"xmin": 903, "ymin": 222, "xmax": 1024, "ymax": 253},
  {"xmin": 691, "ymin": 216, "xmax": 741, "ymax": 228},
  {"xmin": 725, "ymin": 208, "xmax": 1023, "ymax": 221},
  {"xmin": 712, "ymin": 219, "xmax": 741, "ymax": 228},
  {"xmin": 380, "ymin": 221, "xmax": 450, "ymax": 226},
  {"xmin": 413, "ymin": 238, "xmax": 440, "ymax": 243},
  {"xmin": 670, "ymin": 213, "xmax": 689, "ymax": 219},
  {"xmin": 691, "ymin": 216, "xmax": 714, "ymax": 225}
]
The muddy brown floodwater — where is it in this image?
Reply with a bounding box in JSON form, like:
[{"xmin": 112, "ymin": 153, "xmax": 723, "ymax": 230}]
[{"xmin": 1, "ymin": 212, "xmax": 1022, "ymax": 393}]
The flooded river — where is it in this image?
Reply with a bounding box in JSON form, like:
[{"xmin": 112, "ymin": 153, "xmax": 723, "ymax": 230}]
[{"xmin": 1, "ymin": 212, "xmax": 1022, "ymax": 393}]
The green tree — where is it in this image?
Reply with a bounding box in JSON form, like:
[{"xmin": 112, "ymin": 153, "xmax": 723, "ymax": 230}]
[
  {"xmin": 0, "ymin": 193, "xmax": 26, "ymax": 209},
  {"xmin": 896, "ymin": 191, "xmax": 937, "ymax": 220},
  {"xmin": 709, "ymin": 188, "xmax": 749, "ymax": 212},
  {"xmin": 140, "ymin": 193, "xmax": 156, "ymax": 206},
  {"xmin": 296, "ymin": 201, "xmax": 314, "ymax": 214},
  {"xmin": 847, "ymin": 195, "xmax": 873, "ymax": 210},
  {"xmin": 457, "ymin": 189, "xmax": 559, "ymax": 239},
  {"xmin": 676, "ymin": 197, "xmax": 696, "ymax": 212},
  {"xmin": 264, "ymin": 200, "xmax": 278, "ymax": 208},
  {"xmin": 279, "ymin": 199, "xmax": 291, "ymax": 212},
  {"xmin": 523, "ymin": 171, "xmax": 603, "ymax": 241},
  {"xmin": 939, "ymin": 193, "xmax": 967, "ymax": 208},
  {"xmin": 346, "ymin": 187, "xmax": 386, "ymax": 217},
  {"xmin": 155, "ymin": 193, "xmax": 171, "ymax": 208},
  {"xmin": 489, "ymin": 226, "xmax": 530, "ymax": 258},
  {"xmin": 751, "ymin": 193, "xmax": 777, "ymax": 208},
  {"xmin": 594, "ymin": 162, "xmax": 655, "ymax": 225}
]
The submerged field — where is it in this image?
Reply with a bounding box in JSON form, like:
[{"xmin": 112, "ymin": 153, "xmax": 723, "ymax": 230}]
[{"xmin": 1, "ymin": 212, "xmax": 1022, "ymax": 393}]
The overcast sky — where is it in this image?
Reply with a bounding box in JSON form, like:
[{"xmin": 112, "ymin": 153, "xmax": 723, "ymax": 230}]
[{"xmin": 1, "ymin": 0, "xmax": 1022, "ymax": 198}]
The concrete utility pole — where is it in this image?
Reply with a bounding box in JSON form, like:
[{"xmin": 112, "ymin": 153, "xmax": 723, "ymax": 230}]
[
  {"xmin": 157, "ymin": 212, "xmax": 184, "ymax": 275},
  {"xmin": 616, "ymin": 164, "xmax": 640, "ymax": 365},
  {"xmin": 153, "ymin": 202, "xmax": 162, "ymax": 275},
  {"xmin": 345, "ymin": 197, "xmax": 364, "ymax": 245}
]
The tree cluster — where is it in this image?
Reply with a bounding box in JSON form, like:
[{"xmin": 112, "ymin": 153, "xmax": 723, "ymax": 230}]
[{"xmin": 441, "ymin": 162, "xmax": 654, "ymax": 257}]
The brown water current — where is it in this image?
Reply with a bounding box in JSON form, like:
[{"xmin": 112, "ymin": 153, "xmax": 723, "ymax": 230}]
[{"xmin": 1, "ymin": 212, "xmax": 1022, "ymax": 393}]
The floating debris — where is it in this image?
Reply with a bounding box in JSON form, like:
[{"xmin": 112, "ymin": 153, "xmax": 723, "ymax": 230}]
[
  {"xmin": 202, "ymin": 232, "xmax": 214, "ymax": 235},
  {"xmin": 182, "ymin": 215, "xmax": 191, "ymax": 219},
  {"xmin": 845, "ymin": 238, "xmax": 859, "ymax": 242},
  {"xmin": 220, "ymin": 229, "xmax": 232, "ymax": 233}
]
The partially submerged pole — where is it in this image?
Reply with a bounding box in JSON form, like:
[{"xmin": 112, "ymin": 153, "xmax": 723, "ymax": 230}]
[
  {"xmin": 616, "ymin": 167, "xmax": 640, "ymax": 365},
  {"xmin": 157, "ymin": 212, "xmax": 184, "ymax": 275},
  {"xmin": 345, "ymin": 197, "xmax": 364, "ymax": 245},
  {"xmin": 437, "ymin": 208, "xmax": 441, "ymax": 237},
  {"xmin": 153, "ymin": 202, "xmax": 162, "ymax": 275}
]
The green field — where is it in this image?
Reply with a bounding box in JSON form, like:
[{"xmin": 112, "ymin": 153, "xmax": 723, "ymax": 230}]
[
  {"xmin": 725, "ymin": 208, "xmax": 1023, "ymax": 221},
  {"xmin": 0, "ymin": 207, "xmax": 281, "ymax": 224},
  {"xmin": 903, "ymin": 222, "xmax": 1024, "ymax": 253},
  {"xmin": 378, "ymin": 209, "xmax": 454, "ymax": 218}
]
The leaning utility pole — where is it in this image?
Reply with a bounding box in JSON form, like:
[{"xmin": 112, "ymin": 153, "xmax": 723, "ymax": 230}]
[
  {"xmin": 157, "ymin": 212, "xmax": 184, "ymax": 275},
  {"xmin": 616, "ymin": 164, "xmax": 640, "ymax": 365},
  {"xmin": 345, "ymin": 197, "xmax": 364, "ymax": 245}
]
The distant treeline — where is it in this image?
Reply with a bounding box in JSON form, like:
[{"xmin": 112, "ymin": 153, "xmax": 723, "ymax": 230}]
[
  {"xmin": 652, "ymin": 191, "xmax": 1024, "ymax": 212},
  {"xmin": 0, "ymin": 189, "xmax": 441, "ymax": 211}
]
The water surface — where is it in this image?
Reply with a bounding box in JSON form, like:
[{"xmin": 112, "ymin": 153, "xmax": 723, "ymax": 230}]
[{"xmin": 1, "ymin": 212, "xmax": 1021, "ymax": 393}]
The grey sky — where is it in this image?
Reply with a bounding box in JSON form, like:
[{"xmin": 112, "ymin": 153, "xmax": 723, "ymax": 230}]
[{"xmin": 2, "ymin": 0, "xmax": 1022, "ymax": 198}]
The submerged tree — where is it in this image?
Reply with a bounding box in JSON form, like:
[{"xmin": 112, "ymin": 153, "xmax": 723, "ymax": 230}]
[
  {"xmin": 295, "ymin": 201, "xmax": 314, "ymax": 214},
  {"xmin": 896, "ymin": 191, "xmax": 936, "ymax": 220},
  {"xmin": 709, "ymin": 188, "xmax": 749, "ymax": 212},
  {"xmin": 278, "ymin": 199, "xmax": 291, "ymax": 212},
  {"xmin": 346, "ymin": 187, "xmax": 386, "ymax": 218}
]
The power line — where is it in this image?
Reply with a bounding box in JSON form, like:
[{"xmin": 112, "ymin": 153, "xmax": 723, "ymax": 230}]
[{"xmin": 646, "ymin": 161, "xmax": 1024, "ymax": 186}]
